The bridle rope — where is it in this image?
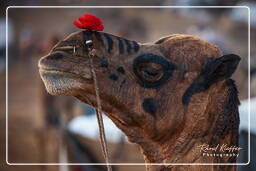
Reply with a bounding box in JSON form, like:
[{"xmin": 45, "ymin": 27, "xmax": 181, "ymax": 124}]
[{"xmin": 85, "ymin": 37, "xmax": 112, "ymax": 171}]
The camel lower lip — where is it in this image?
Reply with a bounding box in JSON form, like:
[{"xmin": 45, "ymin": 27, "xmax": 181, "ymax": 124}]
[
  {"xmin": 39, "ymin": 68, "xmax": 82, "ymax": 83},
  {"xmin": 39, "ymin": 68, "xmax": 92, "ymax": 96}
]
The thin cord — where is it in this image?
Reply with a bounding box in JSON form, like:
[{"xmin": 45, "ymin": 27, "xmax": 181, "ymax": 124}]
[{"xmin": 88, "ymin": 46, "xmax": 112, "ymax": 171}]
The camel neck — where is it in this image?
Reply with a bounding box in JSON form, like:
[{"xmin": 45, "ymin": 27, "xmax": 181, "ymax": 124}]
[{"xmin": 141, "ymin": 134, "xmax": 238, "ymax": 171}]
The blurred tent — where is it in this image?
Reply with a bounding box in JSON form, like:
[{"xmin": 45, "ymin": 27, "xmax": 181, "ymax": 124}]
[
  {"xmin": 238, "ymin": 98, "xmax": 256, "ymax": 171},
  {"xmin": 231, "ymin": 2, "xmax": 256, "ymax": 28},
  {"xmin": 239, "ymin": 97, "xmax": 256, "ymax": 134},
  {"xmin": 68, "ymin": 114, "xmax": 125, "ymax": 143}
]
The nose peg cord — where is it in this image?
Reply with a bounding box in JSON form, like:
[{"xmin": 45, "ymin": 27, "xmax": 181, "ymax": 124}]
[{"xmin": 85, "ymin": 36, "xmax": 112, "ymax": 171}]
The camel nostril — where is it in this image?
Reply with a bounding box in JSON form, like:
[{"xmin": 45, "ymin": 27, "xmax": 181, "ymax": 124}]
[{"xmin": 47, "ymin": 53, "xmax": 64, "ymax": 60}]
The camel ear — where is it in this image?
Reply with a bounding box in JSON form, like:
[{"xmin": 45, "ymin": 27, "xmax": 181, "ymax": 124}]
[
  {"xmin": 182, "ymin": 54, "xmax": 240, "ymax": 105},
  {"xmin": 201, "ymin": 54, "xmax": 241, "ymax": 87}
]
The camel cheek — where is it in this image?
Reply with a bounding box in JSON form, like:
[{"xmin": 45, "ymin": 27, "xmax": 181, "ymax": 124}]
[{"xmin": 142, "ymin": 98, "xmax": 157, "ymax": 115}]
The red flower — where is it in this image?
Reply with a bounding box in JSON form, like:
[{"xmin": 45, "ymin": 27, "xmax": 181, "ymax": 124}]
[{"xmin": 73, "ymin": 14, "xmax": 104, "ymax": 31}]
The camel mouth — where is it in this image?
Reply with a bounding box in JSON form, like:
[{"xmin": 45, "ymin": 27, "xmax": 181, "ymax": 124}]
[
  {"xmin": 39, "ymin": 67, "xmax": 93, "ymax": 96},
  {"xmin": 38, "ymin": 51, "xmax": 93, "ymax": 80},
  {"xmin": 39, "ymin": 67, "xmax": 92, "ymax": 80}
]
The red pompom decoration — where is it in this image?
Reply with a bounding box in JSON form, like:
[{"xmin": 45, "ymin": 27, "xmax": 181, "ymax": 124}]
[{"xmin": 73, "ymin": 14, "xmax": 104, "ymax": 31}]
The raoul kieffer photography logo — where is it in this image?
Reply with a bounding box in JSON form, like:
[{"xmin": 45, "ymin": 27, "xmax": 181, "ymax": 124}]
[{"xmin": 197, "ymin": 144, "xmax": 242, "ymax": 158}]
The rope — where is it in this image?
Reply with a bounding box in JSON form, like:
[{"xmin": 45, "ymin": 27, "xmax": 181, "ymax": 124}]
[{"xmin": 87, "ymin": 40, "xmax": 112, "ymax": 171}]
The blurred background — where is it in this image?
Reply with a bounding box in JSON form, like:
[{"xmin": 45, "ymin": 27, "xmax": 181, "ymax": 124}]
[{"xmin": 0, "ymin": 0, "xmax": 255, "ymax": 171}]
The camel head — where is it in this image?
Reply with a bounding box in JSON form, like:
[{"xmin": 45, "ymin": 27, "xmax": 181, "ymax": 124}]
[{"xmin": 39, "ymin": 31, "xmax": 241, "ymax": 165}]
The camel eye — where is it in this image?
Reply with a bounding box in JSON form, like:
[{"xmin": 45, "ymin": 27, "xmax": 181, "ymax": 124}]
[
  {"xmin": 133, "ymin": 54, "xmax": 175, "ymax": 88},
  {"xmin": 139, "ymin": 63, "xmax": 164, "ymax": 82}
]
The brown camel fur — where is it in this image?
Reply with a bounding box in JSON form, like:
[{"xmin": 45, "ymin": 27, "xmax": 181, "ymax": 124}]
[{"xmin": 38, "ymin": 31, "xmax": 241, "ymax": 171}]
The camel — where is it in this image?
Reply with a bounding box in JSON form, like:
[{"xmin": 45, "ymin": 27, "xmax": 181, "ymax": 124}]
[{"xmin": 38, "ymin": 31, "xmax": 241, "ymax": 171}]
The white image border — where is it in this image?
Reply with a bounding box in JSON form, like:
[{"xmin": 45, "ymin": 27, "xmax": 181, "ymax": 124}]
[{"xmin": 6, "ymin": 6, "xmax": 251, "ymax": 166}]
